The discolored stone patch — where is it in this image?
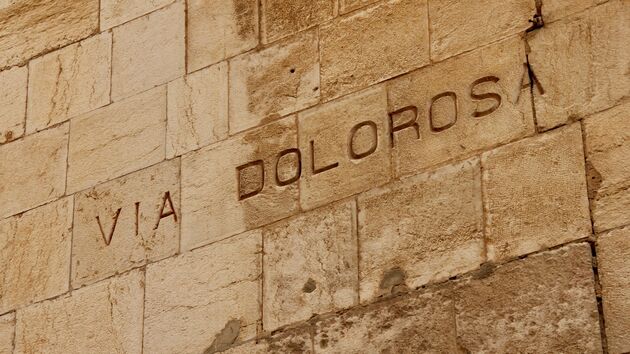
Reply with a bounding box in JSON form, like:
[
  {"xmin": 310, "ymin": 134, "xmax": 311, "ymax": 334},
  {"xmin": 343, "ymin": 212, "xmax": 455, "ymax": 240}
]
[
  {"xmin": 100, "ymin": 0, "xmax": 175, "ymax": 30},
  {"xmin": 261, "ymin": 0, "xmax": 334, "ymax": 43},
  {"xmin": 0, "ymin": 66, "xmax": 27, "ymax": 144},
  {"xmin": 0, "ymin": 313, "xmax": 13, "ymax": 354}
]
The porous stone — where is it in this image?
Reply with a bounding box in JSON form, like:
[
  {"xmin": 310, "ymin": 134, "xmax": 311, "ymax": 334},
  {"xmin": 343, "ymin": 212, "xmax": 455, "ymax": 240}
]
[
  {"xmin": 320, "ymin": 0, "xmax": 429, "ymax": 101},
  {"xmin": 0, "ymin": 313, "xmax": 13, "ymax": 354},
  {"xmin": 263, "ymin": 201, "xmax": 358, "ymax": 330},
  {"xmin": 454, "ymin": 243, "xmax": 602, "ymax": 353},
  {"xmin": 26, "ymin": 32, "xmax": 111, "ymax": 134},
  {"xmin": 338, "ymin": 0, "xmax": 379, "ymax": 13},
  {"xmin": 14, "ymin": 270, "xmax": 144, "ymax": 354},
  {"xmin": 261, "ymin": 0, "xmax": 334, "ymax": 43},
  {"xmin": 358, "ymin": 159, "xmax": 483, "ymax": 302},
  {"xmin": 144, "ymin": 231, "xmax": 261, "ymax": 354},
  {"xmin": 229, "ymin": 29, "xmax": 319, "ymax": 134},
  {"xmin": 0, "ymin": 66, "xmax": 27, "ymax": 144},
  {"xmin": 72, "ymin": 159, "xmax": 180, "ymax": 288},
  {"xmin": 167, "ymin": 62, "xmax": 228, "ymax": 158},
  {"xmin": 101, "ymin": 0, "xmax": 175, "ymax": 30},
  {"xmin": 67, "ymin": 87, "xmax": 166, "ymax": 194}
]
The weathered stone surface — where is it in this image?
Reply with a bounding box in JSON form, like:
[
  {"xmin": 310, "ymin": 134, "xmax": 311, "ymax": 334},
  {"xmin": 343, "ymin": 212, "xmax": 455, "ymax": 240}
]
[
  {"xmin": 181, "ymin": 117, "xmax": 298, "ymax": 251},
  {"xmin": 298, "ymin": 86, "xmax": 391, "ymax": 210},
  {"xmin": 26, "ymin": 32, "xmax": 111, "ymax": 134},
  {"xmin": 67, "ymin": 87, "xmax": 166, "ymax": 194},
  {"xmin": 358, "ymin": 159, "xmax": 483, "ymax": 302},
  {"xmin": 0, "ymin": 0, "xmax": 98, "ymax": 69},
  {"xmin": 263, "ymin": 202, "xmax": 358, "ymax": 330},
  {"xmin": 598, "ymin": 227, "xmax": 630, "ymax": 354},
  {"xmin": 320, "ymin": 0, "xmax": 429, "ymax": 101},
  {"xmin": 101, "ymin": 0, "xmax": 175, "ymax": 30},
  {"xmin": 542, "ymin": 0, "xmax": 596, "ymax": 22},
  {"xmin": 388, "ymin": 36, "xmax": 535, "ymax": 178},
  {"xmin": 222, "ymin": 326, "xmax": 313, "ymax": 353},
  {"xmin": 72, "ymin": 159, "xmax": 180, "ymax": 288},
  {"xmin": 187, "ymin": 0, "xmax": 258, "ymax": 73},
  {"xmin": 167, "ymin": 62, "xmax": 228, "ymax": 158},
  {"xmin": 338, "ymin": 0, "xmax": 379, "ymax": 14},
  {"xmin": 111, "ymin": 1, "xmax": 184, "ymax": 101},
  {"xmin": 0, "ymin": 124, "xmax": 68, "ymax": 219},
  {"xmin": 429, "ymin": 0, "xmax": 535, "ymax": 61},
  {"xmin": 229, "ymin": 29, "xmax": 319, "ymax": 134},
  {"xmin": 144, "ymin": 231, "xmax": 261, "ymax": 354},
  {"xmin": 0, "ymin": 66, "xmax": 27, "ymax": 144},
  {"xmin": 482, "ymin": 124, "xmax": 591, "ymax": 261},
  {"xmin": 314, "ymin": 289, "xmax": 459, "ymax": 353},
  {"xmin": 0, "ymin": 313, "xmax": 13, "ymax": 354},
  {"xmin": 14, "ymin": 270, "xmax": 144, "ymax": 354},
  {"xmin": 583, "ymin": 103, "xmax": 630, "ymax": 232},
  {"xmin": 261, "ymin": 0, "xmax": 334, "ymax": 43},
  {"xmin": 455, "ymin": 243, "xmax": 602, "ymax": 353}
]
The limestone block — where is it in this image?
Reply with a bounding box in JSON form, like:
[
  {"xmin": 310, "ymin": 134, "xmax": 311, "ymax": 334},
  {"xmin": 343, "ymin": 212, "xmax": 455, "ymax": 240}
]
[
  {"xmin": 229, "ymin": 29, "xmax": 319, "ymax": 134},
  {"xmin": 101, "ymin": 0, "xmax": 175, "ymax": 30},
  {"xmin": 14, "ymin": 270, "xmax": 144, "ymax": 354},
  {"xmin": 358, "ymin": 159, "xmax": 483, "ymax": 302},
  {"xmin": 0, "ymin": 313, "xmax": 13, "ymax": 354},
  {"xmin": 261, "ymin": 0, "xmax": 334, "ymax": 43},
  {"xmin": 0, "ymin": 66, "xmax": 27, "ymax": 144},
  {"xmin": 320, "ymin": 0, "xmax": 429, "ymax": 101},
  {"xmin": 542, "ymin": 0, "xmax": 596, "ymax": 22},
  {"xmin": 144, "ymin": 231, "xmax": 262, "ymax": 354},
  {"xmin": 338, "ymin": 0, "xmax": 379, "ymax": 14},
  {"xmin": 222, "ymin": 326, "xmax": 313, "ymax": 353},
  {"xmin": 67, "ymin": 87, "xmax": 166, "ymax": 194},
  {"xmin": 454, "ymin": 244, "xmax": 602, "ymax": 353},
  {"xmin": 27, "ymin": 32, "xmax": 111, "ymax": 134}
]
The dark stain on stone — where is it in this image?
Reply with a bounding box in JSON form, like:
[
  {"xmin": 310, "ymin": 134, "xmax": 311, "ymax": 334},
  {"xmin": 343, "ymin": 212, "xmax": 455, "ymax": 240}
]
[
  {"xmin": 3, "ymin": 130, "xmax": 13, "ymax": 142},
  {"xmin": 233, "ymin": 0, "xmax": 256, "ymax": 40},
  {"xmin": 302, "ymin": 278, "xmax": 317, "ymax": 293},
  {"xmin": 204, "ymin": 319, "xmax": 241, "ymax": 354},
  {"xmin": 319, "ymin": 338, "xmax": 329, "ymax": 348},
  {"xmin": 585, "ymin": 160, "xmax": 603, "ymax": 201},
  {"xmin": 379, "ymin": 267, "xmax": 408, "ymax": 294},
  {"xmin": 473, "ymin": 262, "xmax": 496, "ymax": 280}
]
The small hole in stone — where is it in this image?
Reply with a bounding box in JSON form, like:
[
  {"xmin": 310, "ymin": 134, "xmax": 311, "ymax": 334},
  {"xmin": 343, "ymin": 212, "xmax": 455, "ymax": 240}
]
[
  {"xmin": 290, "ymin": 68, "xmax": 296, "ymax": 74},
  {"xmin": 302, "ymin": 278, "xmax": 317, "ymax": 293},
  {"xmin": 313, "ymin": 86, "xmax": 319, "ymax": 92}
]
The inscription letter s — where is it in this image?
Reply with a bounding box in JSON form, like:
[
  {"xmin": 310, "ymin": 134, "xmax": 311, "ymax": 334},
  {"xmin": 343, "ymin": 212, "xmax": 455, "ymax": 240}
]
[{"xmin": 470, "ymin": 76, "xmax": 502, "ymax": 118}]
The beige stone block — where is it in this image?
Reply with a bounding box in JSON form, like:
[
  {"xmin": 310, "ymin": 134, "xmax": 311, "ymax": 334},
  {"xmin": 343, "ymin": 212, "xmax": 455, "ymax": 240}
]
[
  {"xmin": 167, "ymin": 62, "xmax": 228, "ymax": 158},
  {"xmin": 388, "ymin": 36, "xmax": 535, "ymax": 178},
  {"xmin": 101, "ymin": 0, "xmax": 175, "ymax": 30},
  {"xmin": 298, "ymin": 86, "xmax": 391, "ymax": 210},
  {"xmin": 187, "ymin": 0, "xmax": 258, "ymax": 73},
  {"xmin": 542, "ymin": 0, "xmax": 596, "ymax": 22},
  {"xmin": 338, "ymin": 0, "xmax": 379, "ymax": 14},
  {"xmin": 72, "ymin": 159, "xmax": 180, "ymax": 288},
  {"xmin": 0, "ymin": 313, "xmax": 13, "ymax": 354},
  {"xmin": 358, "ymin": 159, "xmax": 483, "ymax": 302},
  {"xmin": 14, "ymin": 270, "xmax": 144, "ymax": 354},
  {"xmin": 144, "ymin": 231, "xmax": 261, "ymax": 354},
  {"xmin": 263, "ymin": 202, "xmax": 358, "ymax": 330},
  {"xmin": 229, "ymin": 29, "xmax": 319, "ymax": 134},
  {"xmin": 112, "ymin": 1, "xmax": 184, "ymax": 101},
  {"xmin": 261, "ymin": 0, "xmax": 334, "ymax": 43},
  {"xmin": 482, "ymin": 124, "xmax": 592, "ymax": 261},
  {"xmin": 0, "ymin": 198, "xmax": 72, "ymax": 313},
  {"xmin": 67, "ymin": 87, "xmax": 166, "ymax": 194},
  {"xmin": 584, "ymin": 103, "xmax": 630, "ymax": 232},
  {"xmin": 598, "ymin": 227, "xmax": 630, "ymax": 354},
  {"xmin": 429, "ymin": 0, "xmax": 535, "ymax": 62},
  {"xmin": 320, "ymin": 0, "xmax": 429, "ymax": 101},
  {"xmin": 0, "ymin": 0, "xmax": 98, "ymax": 68},
  {"xmin": 26, "ymin": 32, "xmax": 111, "ymax": 134},
  {"xmin": 181, "ymin": 117, "xmax": 299, "ymax": 251},
  {"xmin": 223, "ymin": 326, "xmax": 313, "ymax": 353},
  {"xmin": 0, "ymin": 66, "xmax": 27, "ymax": 144},
  {"xmin": 0, "ymin": 124, "xmax": 68, "ymax": 219},
  {"xmin": 455, "ymin": 243, "xmax": 602, "ymax": 353}
]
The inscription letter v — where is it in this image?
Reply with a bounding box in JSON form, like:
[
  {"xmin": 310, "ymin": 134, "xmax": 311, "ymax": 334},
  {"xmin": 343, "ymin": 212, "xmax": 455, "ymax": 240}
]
[{"xmin": 95, "ymin": 208, "xmax": 122, "ymax": 246}]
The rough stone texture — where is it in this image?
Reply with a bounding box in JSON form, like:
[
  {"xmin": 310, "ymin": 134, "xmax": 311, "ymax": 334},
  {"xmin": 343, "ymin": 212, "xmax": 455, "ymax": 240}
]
[
  {"xmin": 429, "ymin": 0, "xmax": 535, "ymax": 62},
  {"xmin": 0, "ymin": 66, "xmax": 27, "ymax": 144},
  {"xmin": 0, "ymin": 0, "xmax": 98, "ymax": 69},
  {"xmin": 454, "ymin": 243, "xmax": 602, "ymax": 353},
  {"xmin": 222, "ymin": 326, "xmax": 313, "ymax": 353},
  {"xmin": 298, "ymin": 86, "xmax": 391, "ymax": 210},
  {"xmin": 261, "ymin": 0, "xmax": 334, "ymax": 43},
  {"xmin": 358, "ymin": 159, "xmax": 483, "ymax": 302},
  {"xmin": 263, "ymin": 202, "xmax": 358, "ymax": 330},
  {"xmin": 144, "ymin": 231, "xmax": 261, "ymax": 354},
  {"xmin": 72, "ymin": 159, "xmax": 180, "ymax": 288},
  {"xmin": 167, "ymin": 62, "xmax": 228, "ymax": 158},
  {"xmin": 583, "ymin": 103, "xmax": 630, "ymax": 232},
  {"xmin": 181, "ymin": 117, "xmax": 299, "ymax": 251},
  {"xmin": 320, "ymin": 0, "xmax": 429, "ymax": 101},
  {"xmin": 67, "ymin": 87, "xmax": 166, "ymax": 194},
  {"xmin": 542, "ymin": 0, "xmax": 596, "ymax": 22},
  {"xmin": 26, "ymin": 32, "xmax": 111, "ymax": 134},
  {"xmin": 111, "ymin": 1, "xmax": 184, "ymax": 101},
  {"xmin": 0, "ymin": 313, "xmax": 13, "ymax": 354},
  {"xmin": 314, "ymin": 289, "xmax": 459, "ymax": 353},
  {"xmin": 187, "ymin": 0, "xmax": 258, "ymax": 73},
  {"xmin": 338, "ymin": 0, "xmax": 379, "ymax": 14},
  {"xmin": 0, "ymin": 124, "xmax": 68, "ymax": 219},
  {"xmin": 101, "ymin": 0, "xmax": 175, "ymax": 30},
  {"xmin": 229, "ymin": 29, "xmax": 319, "ymax": 134},
  {"xmin": 14, "ymin": 270, "xmax": 144, "ymax": 354},
  {"xmin": 387, "ymin": 36, "xmax": 535, "ymax": 178}
]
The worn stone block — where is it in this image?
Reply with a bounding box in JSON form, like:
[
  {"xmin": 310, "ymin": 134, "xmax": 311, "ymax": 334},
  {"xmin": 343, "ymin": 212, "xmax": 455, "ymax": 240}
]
[
  {"xmin": 67, "ymin": 87, "xmax": 166, "ymax": 194},
  {"xmin": 0, "ymin": 66, "xmax": 27, "ymax": 144},
  {"xmin": 144, "ymin": 231, "xmax": 261, "ymax": 354},
  {"xmin": 358, "ymin": 159, "xmax": 483, "ymax": 302},
  {"xmin": 0, "ymin": 313, "xmax": 14, "ymax": 354},
  {"xmin": 338, "ymin": 0, "xmax": 379, "ymax": 14},
  {"xmin": 14, "ymin": 270, "xmax": 144, "ymax": 354},
  {"xmin": 167, "ymin": 62, "xmax": 228, "ymax": 158},
  {"xmin": 101, "ymin": 0, "xmax": 175, "ymax": 30},
  {"xmin": 27, "ymin": 32, "xmax": 111, "ymax": 134},
  {"xmin": 222, "ymin": 326, "xmax": 313, "ymax": 353},
  {"xmin": 261, "ymin": 0, "xmax": 334, "ymax": 43},
  {"xmin": 542, "ymin": 0, "xmax": 596, "ymax": 22},
  {"xmin": 320, "ymin": 0, "xmax": 429, "ymax": 101},
  {"xmin": 229, "ymin": 29, "xmax": 319, "ymax": 134}
]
